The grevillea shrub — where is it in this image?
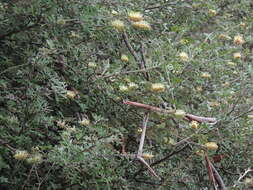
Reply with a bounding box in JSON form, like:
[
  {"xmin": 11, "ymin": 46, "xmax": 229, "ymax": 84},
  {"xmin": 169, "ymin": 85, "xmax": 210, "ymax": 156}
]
[{"xmin": 0, "ymin": 0, "xmax": 252, "ymax": 189}]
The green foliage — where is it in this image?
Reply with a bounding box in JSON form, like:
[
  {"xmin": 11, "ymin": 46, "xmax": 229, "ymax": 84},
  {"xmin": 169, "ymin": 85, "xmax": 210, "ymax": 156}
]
[{"xmin": 0, "ymin": 0, "xmax": 252, "ymax": 189}]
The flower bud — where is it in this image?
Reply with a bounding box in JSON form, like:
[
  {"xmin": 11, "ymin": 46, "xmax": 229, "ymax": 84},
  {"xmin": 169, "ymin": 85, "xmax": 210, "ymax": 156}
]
[
  {"xmin": 111, "ymin": 20, "xmax": 125, "ymax": 31},
  {"xmin": 150, "ymin": 83, "xmax": 165, "ymax": 93},
  {"xmin": 233, "ymin": 35, "xmax": 245, "ymax": 45},
  {"xmin": 179, "ymin": 52, "xmax": 189, "ymax": 61},
  {"xmin": 121, "ymin": 54, "xmax": 129, "ymax": 62},
  {"xmin": 128, "ymin": 11, "xmax": 143, "ymax": 22},
  {"xmin": 174, "ymin": 110, "xmax": 186, "ymax": 119},
  {"xmin": 132, "ymin": 21, "xmax": 151, "ymax": 30},
  {"xmin": 205, "ymin": 142, "xmax": 218, "ymax": 150},
  {"xmin": 142, "ymin": 153, "xmax": 154, "ymax": 160},
  {"xmin": 14, "ymin": 150, "xmax": 29, "ymax": 161}
]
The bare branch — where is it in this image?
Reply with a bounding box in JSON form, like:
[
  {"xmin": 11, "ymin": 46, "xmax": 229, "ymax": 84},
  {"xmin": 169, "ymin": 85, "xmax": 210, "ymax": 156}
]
[
  {"xmin": 137, "ymin": 113, "xmax": 149, "ymax": 156},
  {"xmin": 210, "ymin": 163, "xmax": 228, "ymax": 190},
  {"xmin": 122, "ymin": 32, "xmax": 140, "ymax": 63},
  {"xmin": 123, "ymin": 100, "xmax": 217, "ymax": 124},
  {"xmin": 140, "ymin": 42, "xmax": 149, "ymax": 80},
  {"xmin": 234, "ymin": 167, "xmax": 253, "ymax": 187}
]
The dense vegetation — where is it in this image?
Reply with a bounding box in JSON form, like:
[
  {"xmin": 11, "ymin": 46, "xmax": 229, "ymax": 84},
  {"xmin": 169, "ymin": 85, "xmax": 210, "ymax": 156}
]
[{"xmin": 0, "ymin": 0, "xmax": 252, "ymax": 189}]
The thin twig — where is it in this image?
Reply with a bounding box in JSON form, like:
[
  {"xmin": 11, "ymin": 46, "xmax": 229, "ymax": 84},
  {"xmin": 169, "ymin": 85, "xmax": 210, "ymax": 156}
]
[
  {"xmin": 98, "ymin": 65, "xmax": 161, "ymax": 80},
  {"xmin": 122, "ymin": 32, "xmax": 140, "ymax": 63},
  {"xmin": 137, "ymin": 113, "xmax": 149, "ymax": 156},
  {"xmin": 22, "ymin": 165, "xmax": 35, "ymax": 190},
  {"xmin": 133, "ymin": 144, "xmax": 189, "ymax": 179},
  {"xmin": 122, "ymin": 32, "xmax": 150, "ymax": 79},
  {"xmin": 136, "ymin": 156, "xmax": 161, "ymax": 179},
  {"xmin": 140, "ymin": 42, "xmax": 149, "ymax": 80},
  {"xmin": 210, "ymin": 163, "xmax": 228, "ymax": 190},
  {"xmin": 233, "ymin": 105, "xmax": 253, "ymax": 120},
  {"xmin": 234, "ymin": 167, "xmax": 253, "ymax": 187},
  {"xmin": 135, "ymin": 112, "xmax": 161, "ymax": 179}
]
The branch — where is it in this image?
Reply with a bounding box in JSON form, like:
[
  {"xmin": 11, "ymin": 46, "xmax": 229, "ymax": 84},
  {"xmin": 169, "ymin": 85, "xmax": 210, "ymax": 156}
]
[
  {"xmin": 123, "ymin": 100, "xmax": 217, "ymax": 124},
  {"xmin": 234, "ymin": 167, "xmax": 253, "ymax": 187},
  {"xmin": 98, "ymin": 65, "xmax": 160, "ymax": 80},
  {"xmin": 133, "ymin": 144, "xmax": 189, "ymax": 179},
  {"xmin": 211, "ymin": 163, "xmax": 228, "ymax": 190},
  {"xmin": 124, "ymin": 100, "xmax": 175, "ymax": 114},
  {"xmin": 122, "ymin": 32, "xmax": 150, "ymax": 79},
  {"xmin": 122, "ymin": 32, "xmax": 140, "ymax": 63},
  {"xmin": 140, "ymin": 42, "xmax": 149, "ymax": 80},
  {"xmin": 135, "ymin": 112, "xmax": 161, "ymax": 180}
]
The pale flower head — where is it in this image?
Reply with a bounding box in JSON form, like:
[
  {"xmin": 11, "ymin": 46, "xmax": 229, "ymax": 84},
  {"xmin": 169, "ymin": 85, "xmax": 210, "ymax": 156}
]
[
  {"xmin": 128, "ymin": 11, "xmax": 143, "ymax": 22},
  {"xmin": 66, "ymin": 90, "xmax": 76, "ymax": 99},
  {"xmin": 205, "ymin": 142, "xmax": 218, "ymax": 150},
  {"xmin": 150, "ymin": 83, "xmax": 165, "ymax": 92},
  {"xmin": 190, "ymin": 121, "xmax": 199, "ymax": 129},
  {"xmin": 79, "ymin": 119, "xmax": 90, "ymax": 126},
  {"xmin": 69, "ymin": 31, "xmax": 80, "ymax": 38},
  {"xmin": 26, "ymin": 154, "xmax": 43, "ymax": 164},
  {"xmin": 132, "ymin": 21, "xmax": 151, "ymax": 30},
  {"xmin": 196, "ymin": 86, "xmax": 203, "ymax": 92},
  {"xmin": 119, "ymin": 85, "xmax": 129, "ymax": 92},
  {"xmin": 111, "ymin": 10, "xmax": 118, "ymax": 15},
  {"xmin": 88, "ymin": 62, "xmax": 97, "ymax": 68},
  {"xmin": 111, "ymin": 20, "xmax": 125, "ymax": 31},
  {"xmin": 233, "ymin": 52, "xmax": 242, "ymax": 59},
  {"xmin": 227, "ymin": 61, "xmax": 236, "ymax": 67},
  {"xmin": 233, "ymin": 35, "xmax": 245, "ymax": 45},
  {"xmin": 208, "ymin": 9, "xmax": 217, "ymax": 16},
  {"xmin": 142, "ymin": 153, "xmax": 154, "ymax": 160},
  {"xmin": 201, "ymin": 72, "xmax": 211, "ymax": 79},
  {"xmin": 121, "ymin": 54, "xmax": 129, "ymax": 62},
  {"xmin": 179, "ymin": 52, "xmax": 189, "ymax": 61},
  {"xmin": 14, "ymin": 150, "xmax": 29, "ymax": 160},
  {"xmin": 128, "ymin": 82, "xmax": 138, "ymax": 89}
]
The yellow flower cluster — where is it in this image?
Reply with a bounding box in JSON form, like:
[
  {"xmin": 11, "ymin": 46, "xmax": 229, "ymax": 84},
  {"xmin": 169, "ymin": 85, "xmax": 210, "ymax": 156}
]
[
  {"xmin": 66, "ymin": 90, "xmax": 76, "ymax": 99},
  {"xmin": 26, "ymin": 154, "xmax": 43, "ymax": 164},
  {"xmin": 111, "ymin": 20, "xmax": 125, "ymax": 31},
  {"xmin": 142, "ymin": 153, "xmax": 154, "ymax": 160},
  {"xmin": 233, "ymin": 35, "xmax": 245, "ymax": 45},
  {"xmin": 179, "ymin": 52, "xmax": 189, "ymax": 61},
  {"xmin": 150, "ymin": 83, "xmax": 165, "ymax": 92},
  {"xmin": 190, "ymin": 121, "xmax": 199, "ymax": 129},
  {"xmin": 208, "ymin": 9, "xmax": 217, "ymax": 16},
  {"xmin": 128, "ymin": 11, "xmax": 143, "ymax": 22},
  {"xmin": 128, "ymin": 82, "xmax": 138, "ymax": 89},
  {"xmin": 227, "ymin": 61, "xmax": 236, "ymax": 67},
  {"xmin": 14, "ymin": 150, "xmax": 29, "ymax": 160},
  {"xmin": 233, "ymin": 52, "xmax": 242, "ymax": 59},
  {"xmin": 132, "ymin": 21, "xmax": 151, "ymax": 30},
  {"xmin": 121, "ymin": 54, "xmax": 129, "ymax": 62},
  {"xmin": 111, "ymin": 11, "xmax": 151, "ymax": 31},
  {"xmin": 79, "ymin": 118, "xmax": 90, "ymax": 126},
  {"xmin": 205, "ymin": 142, "xmax": 218, "ymax": 150},
  {"xmin": 201, "ymin": 72, "xmax": 211, "ymax": 79}
]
